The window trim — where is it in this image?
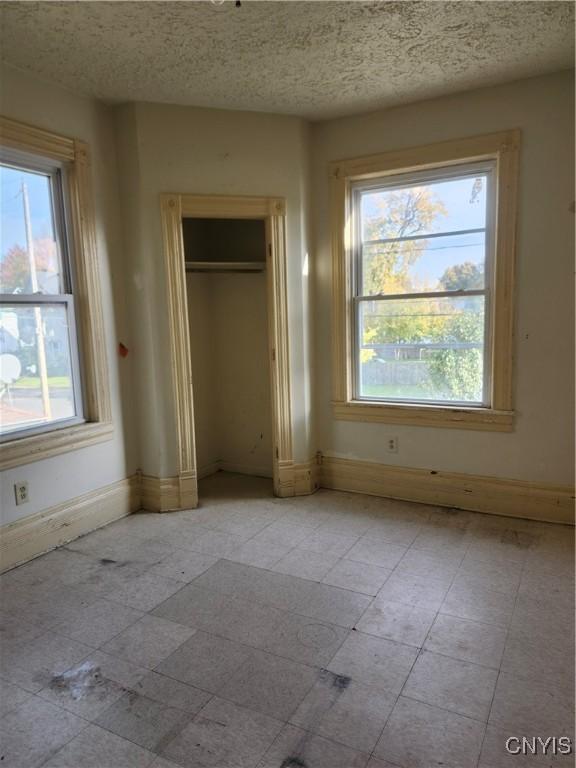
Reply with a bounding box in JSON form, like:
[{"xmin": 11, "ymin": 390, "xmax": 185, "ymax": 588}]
[
  {"xmin": 0, "ymin": 116, "xmax": 113, "ymax": 469},
  {"xmin": 330, "ymin": 130, "xmax": 520, "ymax": 431}
]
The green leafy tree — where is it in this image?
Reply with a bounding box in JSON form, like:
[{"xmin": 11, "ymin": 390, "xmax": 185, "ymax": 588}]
[
  {"xmin": 427, "ymin": 309, "xmax": 484, "ymax": 401},
  {"xmin": 362, "ymin": 188, "xmax": 447, "ymax": 350},
  {"xmin": 363, "ymin": 188, "xmax": 447, "ymax": 297},
  {"xmin": 439, "ymin": 261, "xmax": 484, "ymax": 291}
]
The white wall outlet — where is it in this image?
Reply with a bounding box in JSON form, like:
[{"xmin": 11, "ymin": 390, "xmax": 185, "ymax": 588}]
[
  {"xmin": 386, "ymin": 436, "xmax": 398, "ymax": 453},
  {"xmin": 14, "ymin": 481, "xmax": 29, "ymax": 505}
]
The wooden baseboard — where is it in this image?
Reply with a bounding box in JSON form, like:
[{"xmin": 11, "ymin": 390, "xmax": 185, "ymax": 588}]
[
  {"xmin": 276, "ymin": 458, "xmax": 320, "ymax": 497},
  {"xmin": 140, "ymin": 471, "xmax": 198, "ymax": 512},
  {"xmin": 319, "ymin": 456, "xmax": 574, "ymax": 524},
  {"xmin": 0, "ymin": 475, "xmax": 140, "ymax": 573}
]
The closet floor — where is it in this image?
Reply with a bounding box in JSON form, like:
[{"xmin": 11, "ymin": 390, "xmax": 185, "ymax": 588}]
[{"xmin": 1, "ymin": 471, "xmax": 574, "ymax": 768}]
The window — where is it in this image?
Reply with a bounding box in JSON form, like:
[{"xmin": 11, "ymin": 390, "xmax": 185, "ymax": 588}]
[
  {"xmin": 1, "ymin": 157, "xmax": 83, "ymax": 438},
  {"xmin": 331, "ymin": 131, "xmax": 520, "ymax": 430},
  {"xmin": 0, "ymin": 116, "xmax": 112, "ymax": 469}
]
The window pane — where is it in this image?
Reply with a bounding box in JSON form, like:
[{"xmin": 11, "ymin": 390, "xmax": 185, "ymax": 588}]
[
  {"xmin": 358, "ymin": 295, "xmax": 485, "ymax": 404},
  {"xmin": 0, "ymin": 164, "xmax": 63, "ymax": 294},
  {"xmin": 361, "ymin": 232, "xmax": 486, "ymax": 295},
  {"xmin": 361, "ymin": 173, "xmax": 488, "ymax": 244},
  {"xmin": 0, "ymin": 304, "xmax": 76, "ymax": 434}
]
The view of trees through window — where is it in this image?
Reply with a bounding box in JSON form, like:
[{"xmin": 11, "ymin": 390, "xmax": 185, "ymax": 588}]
[
  {"xmin": 356, "ymin": 168, "xmax": 491, "ymax": 404},
  {"xmin": 0, "ymin": 163, "xmax": 76, "ymax": 434}
]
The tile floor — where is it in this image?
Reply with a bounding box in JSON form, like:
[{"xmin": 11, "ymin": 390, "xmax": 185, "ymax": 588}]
[{"xmin": 0, "ymin": 472, "xmax": 574, "ymax": 768}]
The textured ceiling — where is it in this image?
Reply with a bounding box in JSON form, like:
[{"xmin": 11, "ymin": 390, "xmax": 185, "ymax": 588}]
[{"xmin": 1, "ymin": 1, "xmax": 573, "ymax": 120}]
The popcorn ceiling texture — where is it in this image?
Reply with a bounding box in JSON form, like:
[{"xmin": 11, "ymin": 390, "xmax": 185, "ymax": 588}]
[{"xmin": 0, "ymin": 1, "xmax": 573, "ymax": 119}]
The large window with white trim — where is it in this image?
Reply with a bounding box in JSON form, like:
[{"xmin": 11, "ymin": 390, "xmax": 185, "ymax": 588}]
[
  {"xmin": 331, "ymin": 131, "xmax": 519, "ymax": 430},
  {"xmin": 352, "ymin": 162, "xmax": 495, "ymax": 406},
  {"xmin": 0, "ymin": 154, "xmax": 83, "ymax": 438}
]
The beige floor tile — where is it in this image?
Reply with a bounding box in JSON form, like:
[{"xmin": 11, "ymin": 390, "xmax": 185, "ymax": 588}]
[
  {"xmin": 297, "ymin": 530, "xmax": 359, "ymax": 557},
  {"xmin": 106, "ymin": 571, "xmax": 184, "ymax": 612},
  {"xmin": 411, "ymin": 525, "xmax": 471, "ymax": 557},
  {"xmin": 0, "ymin": 678, "xmax": 33, "ymax": 717},
  {"xmin": 152, "ymin": 581, "xmax": 233, "ymax": 627},
  {"xmin": 466, "ymin": 529, "xmax": 536, "ymax": 565},
  {"xmin": 51, "ymin": 598, "xmax": 144, "ymax": 647},
  {"xmin": 395, "ymin": 548, "xmax": 462, "ymax": 581},
  {"xmin": 161, "ymin": 696, "xmax": 283, "ymax": 768},
  {"xmin": 425, "ymin": 614, "xmax": 507, "ymax": 668},
  {"xmin": 290, "ymin": 669, "xmax": 397, "ymax": 752},
  {"xmin": 150, "ymin": 758, "xmax": 182, "ymax": 768},
  {"xmin": 457, "ymin": 554, "xmax": 523, "ymax": 595},
  {"xmin": 500, "ymin": 629, "xmax": 574, "ymax": 686},
  {"xmin": 95, "ymin": 690, "xmax": 194, "ymax": 752},
  {"xmin": 366, "ymin": 759, "xmax": 403, "ymax": 768},
  {"xmin": 250, "ymin": 521, "xmax": 312, "ymax": 548},
  {"xmin": 0, "ymin": 609, "xmax": 46, "ymax": 648},
  {"xmin": 403, "ymin": 650, "xmax": 498, "ymax": 721},
  {"xmin": 322, "ymin": 559, "xmax": 391, "ymax": 596},
  {"xmin": 273, "ymin": 548, "xmax": 341, "ymax": 581},
  {"xmin": 37, "ymin": 650, "xmax": 147, "ymax": 720},
  {"xmin": 149, "ymin": 549, "xmax": 218, "ymax": 582},
  {"xmin": 43, "ymin": 724, "xmax": 156, "ymax": 767},
  {"xmin": 376, "ymin": 571, "xmax": 450, "ymax": 610},
  {"xmin": 327, "ymin": 631, "xmax": 418, "ymax": 694},
  {"xmin": 365, "ymin": 517, "xmax": 423, "ymax": 546},
  {"xmin": 155, "ymin": 630, "xmax": 254, "ymax": 692},
  {"xmin": 346, "ymin": 538, "xmax": 407, "ymax": 569},
  {"xmin": 0, "ymin": 630, "xmax": 94, "ymax": 693},
  {"xmin": 441, "ymin": 582, "xmax": 516, "ymax": 628},
  {"xmin": 356, "ymin": 599, "xmax": 436, "ymax": 647},
  {"xmin": 489, "ymin": 671, "xmax": 575, "ymax": 733},
  {"xmin": 257, "ymin": 723, "xmax": 370, "ymax": 768},
  {"xmin": 101, "ymin": 615, "xmax": 196, "ymax": 668},
  {"xmin": 218, "ymin": 648, "xmax": 318, "ymax": 720},
  {"xmin": 224, "ymin": 539, "xmax": 292, "ymax": 568},
  {"xmin": 205, "ymin": 594, "xmax": 285, "ymax": 648},
  {"xmin": 0, "ymin": 696, "xmax": 86, "ymax": 768},
  {"xmin": 262, "ymin": 612, "xmax": 349, "ymax": 666},
  {"xmin": 297, "ymin": 580, "xmax": 373, "ymax": 628},
  {"xmin": 132, "ymin": 670, "xmax": 212, "ymax": 712},
  {"xmin": 68, "ymin": 534, "xmax": 174, "ymax": 568},
  {"xmin": 374, "ymin": 696, "xmax": 485, "ymax": 768}
]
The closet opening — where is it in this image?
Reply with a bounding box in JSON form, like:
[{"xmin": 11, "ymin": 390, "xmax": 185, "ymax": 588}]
[{"xmin": 184, "ymin": 215, "xmax": 274, "ymax": 499}]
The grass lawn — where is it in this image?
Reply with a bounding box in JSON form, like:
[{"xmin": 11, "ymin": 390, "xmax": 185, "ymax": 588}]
[
  {"xmin": 15, "ymin": 376, "xmax": 71, "ymax": 389},
  {"xmin": 362, "ymin": 383, "xmax": 430, "ymax": 398}
]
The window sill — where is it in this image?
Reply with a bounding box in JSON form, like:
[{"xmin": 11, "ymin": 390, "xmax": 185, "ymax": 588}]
[
  {"xmin": 332, "ymin": 400, "xmax": 514, "ymax": 431},
  {"xmin": 0, "ymin": 420, "xmax": 114, "ymax": 471}
]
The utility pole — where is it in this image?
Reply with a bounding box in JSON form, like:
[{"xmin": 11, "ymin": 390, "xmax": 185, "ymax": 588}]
[{"xmin": 22, "ymin": 181, "xmax": 51, "ymax": 421}]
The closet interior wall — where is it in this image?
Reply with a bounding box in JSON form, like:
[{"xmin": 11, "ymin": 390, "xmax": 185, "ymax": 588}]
[{"xmin": 185, "ymin": 218, "xmax": 273, "ymax": 482}]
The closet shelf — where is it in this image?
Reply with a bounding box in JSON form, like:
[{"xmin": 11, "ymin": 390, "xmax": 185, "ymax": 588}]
[{"xmin": 185, "ymin": 261, "xmax": 265, "ymax": 273}]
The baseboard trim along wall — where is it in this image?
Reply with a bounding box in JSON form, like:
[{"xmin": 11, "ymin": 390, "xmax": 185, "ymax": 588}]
[
  {"xmin": 0, "ymin": 475, "xmax": 141, "ymax": 573},
  {"xmin": 3, "ymin": 455, "xmax": 570, "ymax": 573},
  {"xmin": 140, "ymin": 471, "xmax": 198, "ymax": 513},
  {"xmin": 319, "ymin": 455, "xmax": 574, "ymax": 525}
]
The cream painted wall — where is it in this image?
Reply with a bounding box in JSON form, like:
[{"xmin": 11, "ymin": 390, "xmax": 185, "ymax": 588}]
[
  {"xmin": 115, "ymin": 102, "xmax": 313, "ymax": 479},
  {"xmin": 311, "ymin": 70, "xmax": 575, "ymax": 485},
  {"xmin": 0, "ymin": 65, "xmax": 137, "ymax": 525},
  {"xmin": 187, "ymin": 271, "xmax": 273, "ymax": 479},
  {"xmin": 213, "ymin": 272, "xmax": 273, "ymax": 478}
]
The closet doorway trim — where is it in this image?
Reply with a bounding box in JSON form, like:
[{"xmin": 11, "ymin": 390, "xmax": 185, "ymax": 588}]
[{"xmin": 160, "ymin": 194, "xmax": 293, "ymax": 505}]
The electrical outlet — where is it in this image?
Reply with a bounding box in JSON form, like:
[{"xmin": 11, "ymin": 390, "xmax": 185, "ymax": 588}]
[
  {"xmin": 386, "ymin": 436, "xmax": 398, "ymax": 453},
  {"xmin": 14, "ymin": 481, "xmax": 29, "ymax": 505}
]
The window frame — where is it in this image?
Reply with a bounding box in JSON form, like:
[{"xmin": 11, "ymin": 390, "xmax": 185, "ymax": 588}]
[
  {"xmin": 330, "ymin": 130, "xmax": 520, "ymax": 431},
  {"xmin": 0, "ymin": 116, "xmax": 112, "ymax": 469}
]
